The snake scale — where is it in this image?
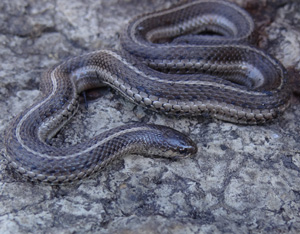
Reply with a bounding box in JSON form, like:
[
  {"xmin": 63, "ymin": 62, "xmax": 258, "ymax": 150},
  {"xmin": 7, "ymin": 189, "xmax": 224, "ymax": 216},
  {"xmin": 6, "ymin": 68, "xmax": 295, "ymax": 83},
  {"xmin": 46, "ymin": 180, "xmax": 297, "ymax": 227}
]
[{"xmin": 4, "ymin": 0, "xmax": 291, "ymax": 183}]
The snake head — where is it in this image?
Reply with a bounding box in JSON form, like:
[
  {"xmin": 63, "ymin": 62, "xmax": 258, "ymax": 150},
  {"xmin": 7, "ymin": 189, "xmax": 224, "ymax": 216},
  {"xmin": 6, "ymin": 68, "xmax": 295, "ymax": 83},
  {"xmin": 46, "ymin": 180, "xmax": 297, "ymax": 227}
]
[{"xmin": 146, "ymin": 124, "xmax": 198, "ymax": 158}]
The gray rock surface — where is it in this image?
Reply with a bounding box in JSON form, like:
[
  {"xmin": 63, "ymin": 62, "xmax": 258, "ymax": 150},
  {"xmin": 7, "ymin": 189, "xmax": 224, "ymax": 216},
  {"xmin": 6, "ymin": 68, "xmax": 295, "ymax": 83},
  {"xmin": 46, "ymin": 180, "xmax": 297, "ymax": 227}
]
[{"xmin": 1, "ymin": 0, "xmax": 300, "ymax": 233}]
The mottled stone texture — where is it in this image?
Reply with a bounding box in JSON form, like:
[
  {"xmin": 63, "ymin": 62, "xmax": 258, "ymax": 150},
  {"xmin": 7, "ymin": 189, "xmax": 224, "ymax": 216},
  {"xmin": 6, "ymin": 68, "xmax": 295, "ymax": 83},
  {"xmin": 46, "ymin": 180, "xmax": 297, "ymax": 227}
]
[{"xmin": 0, "ymin": 0, "xmax": 300, "ymax": 233}]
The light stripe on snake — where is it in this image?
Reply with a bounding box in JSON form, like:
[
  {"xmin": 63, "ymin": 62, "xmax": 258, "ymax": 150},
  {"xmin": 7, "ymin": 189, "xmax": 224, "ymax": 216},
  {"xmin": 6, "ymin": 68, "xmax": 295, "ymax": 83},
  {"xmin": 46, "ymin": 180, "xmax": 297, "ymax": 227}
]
[{"xmin": 4, "ymin": 0, "xmax": 291, "ymax": 184}]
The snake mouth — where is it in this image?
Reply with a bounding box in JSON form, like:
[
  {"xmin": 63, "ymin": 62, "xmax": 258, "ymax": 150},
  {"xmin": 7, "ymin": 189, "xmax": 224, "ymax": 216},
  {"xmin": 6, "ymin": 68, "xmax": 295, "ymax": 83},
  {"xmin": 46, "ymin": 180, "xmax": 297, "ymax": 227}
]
[
  {"xmin": 152, "ymin": 125, "xmax": 198, "ymax": 158},
  {"xmin": 177, "ymin": 143, "xmax": 198, "ymax": 158}
]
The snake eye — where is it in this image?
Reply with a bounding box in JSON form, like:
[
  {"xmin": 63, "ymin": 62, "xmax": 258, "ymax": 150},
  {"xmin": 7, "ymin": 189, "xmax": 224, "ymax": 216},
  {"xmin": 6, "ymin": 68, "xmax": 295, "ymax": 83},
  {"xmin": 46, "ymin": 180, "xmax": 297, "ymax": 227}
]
[{"xmin": 178, "ymin": 147, "xmax": 187, "ymax": 154}]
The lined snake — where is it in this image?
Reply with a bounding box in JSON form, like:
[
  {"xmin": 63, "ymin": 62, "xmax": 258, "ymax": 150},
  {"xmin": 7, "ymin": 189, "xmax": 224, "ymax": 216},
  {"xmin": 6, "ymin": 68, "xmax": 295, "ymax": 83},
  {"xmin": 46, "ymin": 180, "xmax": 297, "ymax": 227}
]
[{"xmin": 4, "ymin": 0, "xmax": 291, "ymax": 184}]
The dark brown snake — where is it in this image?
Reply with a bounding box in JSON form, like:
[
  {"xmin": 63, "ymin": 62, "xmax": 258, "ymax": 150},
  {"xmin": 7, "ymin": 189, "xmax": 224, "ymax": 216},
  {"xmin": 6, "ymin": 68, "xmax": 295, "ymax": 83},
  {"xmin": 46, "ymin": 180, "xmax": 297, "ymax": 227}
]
[{"xmin": 3, "ymin": 0, "xmax": 291, "ymax": 183}]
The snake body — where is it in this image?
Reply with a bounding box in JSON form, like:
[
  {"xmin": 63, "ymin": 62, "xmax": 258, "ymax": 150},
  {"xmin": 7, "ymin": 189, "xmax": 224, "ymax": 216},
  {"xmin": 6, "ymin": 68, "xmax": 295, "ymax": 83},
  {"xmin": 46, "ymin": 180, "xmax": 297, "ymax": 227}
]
[{"xmin": 4, "ymin": 0, "xmax": 291, "ymax": 183}]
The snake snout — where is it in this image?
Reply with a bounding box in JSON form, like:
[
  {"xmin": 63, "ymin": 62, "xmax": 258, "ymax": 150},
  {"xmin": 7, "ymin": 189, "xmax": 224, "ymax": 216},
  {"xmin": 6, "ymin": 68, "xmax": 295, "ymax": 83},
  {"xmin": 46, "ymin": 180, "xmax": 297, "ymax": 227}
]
[
  {"xmin": 170, "ymin": 133, "xmax": 198, "ymax": 158},
  {"xmin": 155, "ymin": 125, "xmax": 198, "ymax": 158}
]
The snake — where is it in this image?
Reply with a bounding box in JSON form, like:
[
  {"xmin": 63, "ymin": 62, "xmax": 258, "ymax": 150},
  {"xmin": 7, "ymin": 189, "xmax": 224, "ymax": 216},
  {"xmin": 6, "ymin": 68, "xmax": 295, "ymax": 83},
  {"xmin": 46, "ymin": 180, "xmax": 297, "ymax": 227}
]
[{"xmin": 3, "ymin": 0, "xmax": 291, "ymax": 184}]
